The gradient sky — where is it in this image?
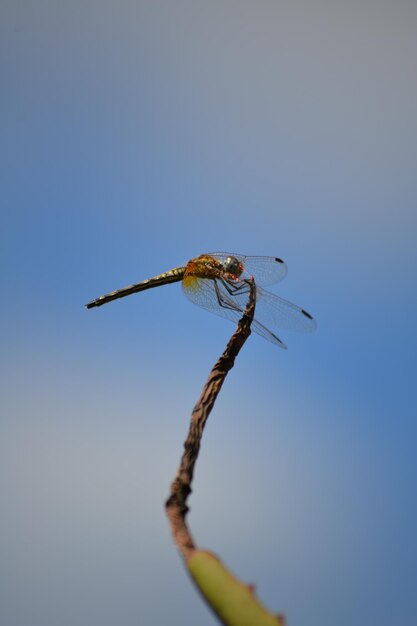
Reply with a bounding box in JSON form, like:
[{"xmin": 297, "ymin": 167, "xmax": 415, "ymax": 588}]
[{"xmin": 1, "ymin": 2, "xmax": 417, "ymax": 625}]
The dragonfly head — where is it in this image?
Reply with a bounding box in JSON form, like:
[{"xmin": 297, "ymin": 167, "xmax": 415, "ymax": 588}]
[{"xmin": 222, "ymin": 256, "xmax": 244, "ymax": 279}]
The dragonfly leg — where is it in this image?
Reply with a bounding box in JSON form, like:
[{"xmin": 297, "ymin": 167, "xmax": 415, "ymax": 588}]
[
  {"xmin": 219, "ymin": 277, "xmax": 251, "ymax": 297},
  {"xmin": 213, "ymin": 280, "xmax": 243, "ymax": 313}
]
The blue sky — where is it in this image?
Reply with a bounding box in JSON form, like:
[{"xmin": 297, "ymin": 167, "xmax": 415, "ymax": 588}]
[{"xmin": 1, "ymin": 2, "xmax": 417, "ymax": 625}]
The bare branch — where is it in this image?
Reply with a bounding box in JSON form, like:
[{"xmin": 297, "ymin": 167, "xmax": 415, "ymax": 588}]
[
  {"xmin": 165, "ymin": 278, "xmax": 256, "ymax": 560},
  {"xmin": 164, "ymin": 277, "xmax": 285, "ymax": 625}
]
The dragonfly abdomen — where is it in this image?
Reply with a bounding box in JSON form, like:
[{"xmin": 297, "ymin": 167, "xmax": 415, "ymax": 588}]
[{"xmin": 85, "ymin": 266, "xmax": 185, "ymax": 309}]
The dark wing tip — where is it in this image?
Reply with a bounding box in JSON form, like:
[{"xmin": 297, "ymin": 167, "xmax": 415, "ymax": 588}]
[
  {"xmin": 271, "ymin": 331, "xmax": 288, "ymax": 349},
  {"xmin": 275, "ymin": 257, "xmax": 285, "ymax": 264},
  {"xmin": 301, "ymin": 309, "xmax": 313, "ymax": 320}
]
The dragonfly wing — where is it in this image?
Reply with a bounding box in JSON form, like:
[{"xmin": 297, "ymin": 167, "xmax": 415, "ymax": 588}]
[
  {"xmin": 255, "ymin": 287, "xmax": 316, "ymax": 332},
  {"xmin": 182, "ymin": 276, "xmax": 287, "ymax": 348},
  {"xmin": 207, "ymin": 253, "xmax": 288, "ymax": 286},
  {"xmin": 250, "ymin": 319, "xmax": 287, "ymax": 348},
  {"xmin": 227, "ymin": 285, "xmax": 316, "ymax": 333}
]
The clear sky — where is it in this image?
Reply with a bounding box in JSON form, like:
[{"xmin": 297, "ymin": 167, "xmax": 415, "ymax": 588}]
[{"xmin": 1, "ymin": 2, "xmax": 416, "ymax": 625}]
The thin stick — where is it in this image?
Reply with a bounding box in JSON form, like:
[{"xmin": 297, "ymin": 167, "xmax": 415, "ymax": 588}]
[{"xmin": 165, "ymin": 278, "xmax": 256, "ymax": 560}]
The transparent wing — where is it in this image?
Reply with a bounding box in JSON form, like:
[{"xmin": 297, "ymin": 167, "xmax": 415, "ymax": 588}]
[
  {"xmin": 226, "ymin": 284, "xmax": 317, "ymax": 333},
  {"xmin": 182, "ymin": 276, "xmax": 287, "ymax": 348},
  {"xmin": 207, "ymin": 252, "xmax": 288, "ymax": 286}
]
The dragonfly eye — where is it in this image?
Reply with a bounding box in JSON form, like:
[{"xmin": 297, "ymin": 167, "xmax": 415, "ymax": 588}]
[{"xmin": 223, "ymin": 256, "xmax": 243, "ymax": 277}]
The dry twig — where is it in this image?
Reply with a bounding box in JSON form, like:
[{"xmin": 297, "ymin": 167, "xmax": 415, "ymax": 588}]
[{"xmin": 165, "ymin": 277, "xmax": 256, "ymax": 559}]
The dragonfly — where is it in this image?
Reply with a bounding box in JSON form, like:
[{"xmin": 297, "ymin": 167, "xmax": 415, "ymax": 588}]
[{"xmin": 85, "ymin": 253, "xmax": 316, "ymax": 348}]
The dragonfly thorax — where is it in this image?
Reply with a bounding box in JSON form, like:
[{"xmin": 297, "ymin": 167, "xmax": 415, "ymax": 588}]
[{"xmin": 222, "ymin": 256, "xmax": 243, "ymax": 279}]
